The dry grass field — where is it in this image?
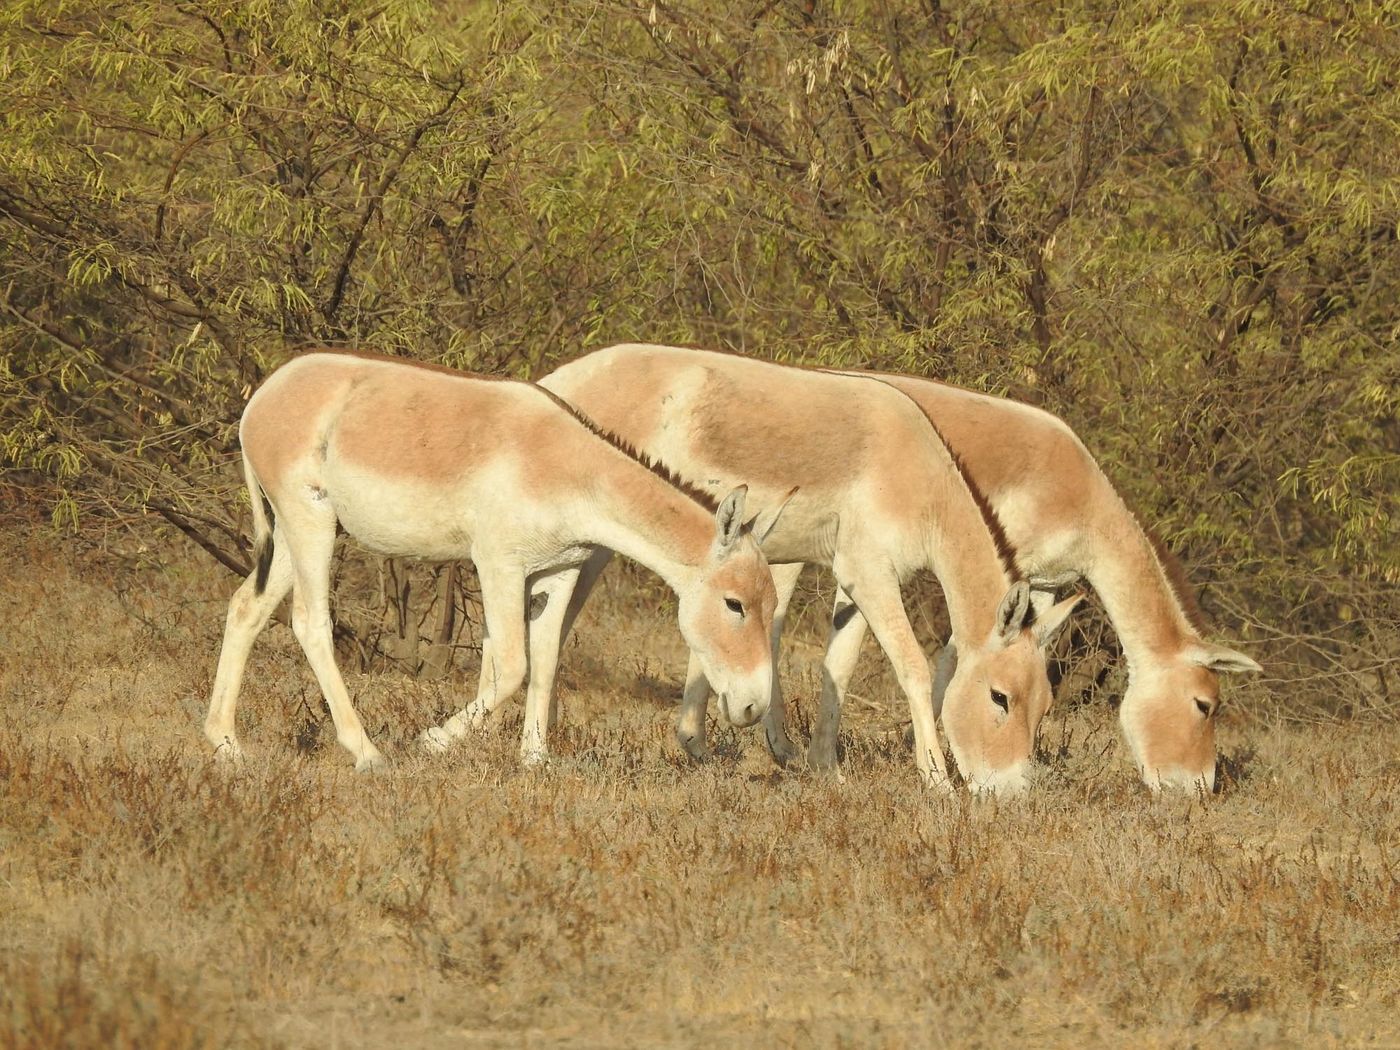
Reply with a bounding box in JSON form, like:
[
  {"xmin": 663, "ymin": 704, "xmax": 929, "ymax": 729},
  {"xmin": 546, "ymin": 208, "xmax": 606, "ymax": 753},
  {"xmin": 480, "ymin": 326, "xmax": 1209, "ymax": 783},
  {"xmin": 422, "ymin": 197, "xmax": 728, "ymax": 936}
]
[{"xmin": 2, "ymin": 523, "xmax": 1397, "ymax": 1048}]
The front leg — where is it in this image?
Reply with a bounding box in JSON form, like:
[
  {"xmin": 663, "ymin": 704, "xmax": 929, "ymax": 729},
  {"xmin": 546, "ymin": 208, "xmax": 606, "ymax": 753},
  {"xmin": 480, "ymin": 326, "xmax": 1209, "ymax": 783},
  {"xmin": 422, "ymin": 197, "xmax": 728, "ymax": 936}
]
[
  {"xmin": 421, "ymin": 627, "xmax": 496, "ymax": 750},
  {"xmin": 424, "ymin": 559, "xmax": 529, "ymax": 750},
  {"xmin": 545, "ymin": 547, "xmax": 613, "ymax": 729},
  {"xmin": 675, "ymin": 650, "xmax": 712, "ymax": 760},
  {"xmin": 759, "ymin": 562, "xmax": 804, "ymax": 766},
  {"xmin": 834, "ymin": 557, "xmax": 951, "ymax": 792},
  {"xmin": 904, "ymin": 640, "xmax": 959, "ymax": 751},
  {"xmin": 931, "ymin": 641, "xmax": 958, "ymax": 721}
]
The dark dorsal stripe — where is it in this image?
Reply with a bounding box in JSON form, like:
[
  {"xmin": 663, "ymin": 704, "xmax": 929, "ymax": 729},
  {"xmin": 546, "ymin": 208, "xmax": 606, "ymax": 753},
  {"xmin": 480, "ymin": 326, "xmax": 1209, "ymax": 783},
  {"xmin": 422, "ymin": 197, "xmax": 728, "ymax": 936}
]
[{"xmin": 1141, "ymin": 522, "xmax": 1209, "ymax": 633}]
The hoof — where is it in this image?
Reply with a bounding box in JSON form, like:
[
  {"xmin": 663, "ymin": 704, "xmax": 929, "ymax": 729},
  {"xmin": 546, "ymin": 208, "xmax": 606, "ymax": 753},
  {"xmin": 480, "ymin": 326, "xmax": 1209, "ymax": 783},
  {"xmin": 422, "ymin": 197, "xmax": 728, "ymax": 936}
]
[
  {"xmin": 677, "ymin": 731, "xmax": 711, "ymax": 762},
  {"xmin": 355, "ymin": 751, "xmax": 388, "ymax": 774},
  {"xmin": 922, "ymin": 773, "xmax": 956, "ymax": 798},
  {"xmin": 806, "ymin": 742, "xmax": 839, "ymax": 773},
  {"xmin": 210, "ymin": 736, "xmax": 244, "ymax": 762},
  {"xmin": 765, "ymin": 729, "xmax": 802, "ymax": 768},
  {"xmin": 419, "ymin": 726, "xmax": 453, "ymax": 754}
]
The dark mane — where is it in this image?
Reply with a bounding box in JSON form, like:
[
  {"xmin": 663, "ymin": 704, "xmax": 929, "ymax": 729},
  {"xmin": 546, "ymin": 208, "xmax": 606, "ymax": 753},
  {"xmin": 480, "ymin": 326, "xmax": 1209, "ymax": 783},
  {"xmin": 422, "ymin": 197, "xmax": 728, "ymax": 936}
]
[
  {"xmin": 1140, "ymin": 521, "xmax": 1209, "ymax": 633},
  {"xmin": 855, "ymin": 376, "xmax": 1023, "ymax": 580},
  {"xmin": 530, "ymin": 385, "xmax": 720, "ymax": 513},
  {"xmin": 929, "ymin": 423, "xmax": 1023, "ymax": 581}
]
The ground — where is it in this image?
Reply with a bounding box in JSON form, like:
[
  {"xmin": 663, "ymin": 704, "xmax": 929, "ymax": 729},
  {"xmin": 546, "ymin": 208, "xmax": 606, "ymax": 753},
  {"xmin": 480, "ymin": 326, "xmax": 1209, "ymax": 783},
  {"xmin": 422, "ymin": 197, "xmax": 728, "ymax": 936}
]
[{"xmin": 1, "ymin": 526, "xmax": 1396, "ymax": 1048}]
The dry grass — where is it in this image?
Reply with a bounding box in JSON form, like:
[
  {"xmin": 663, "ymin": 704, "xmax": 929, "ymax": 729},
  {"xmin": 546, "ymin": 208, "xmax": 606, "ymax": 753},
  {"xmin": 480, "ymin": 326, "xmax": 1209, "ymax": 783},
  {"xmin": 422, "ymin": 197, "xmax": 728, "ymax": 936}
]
[{"xmin": 1, "ymin": 526, "xmax": 1397, "ymax": 1048}]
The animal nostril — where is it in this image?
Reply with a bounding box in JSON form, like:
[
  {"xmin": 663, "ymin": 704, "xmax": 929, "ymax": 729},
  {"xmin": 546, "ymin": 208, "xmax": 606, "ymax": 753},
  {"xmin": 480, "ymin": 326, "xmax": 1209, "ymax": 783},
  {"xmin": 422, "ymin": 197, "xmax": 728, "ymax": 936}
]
[{"xmin": 1195, "ymin": 698, "xmax": 1213, "ymax": 717}]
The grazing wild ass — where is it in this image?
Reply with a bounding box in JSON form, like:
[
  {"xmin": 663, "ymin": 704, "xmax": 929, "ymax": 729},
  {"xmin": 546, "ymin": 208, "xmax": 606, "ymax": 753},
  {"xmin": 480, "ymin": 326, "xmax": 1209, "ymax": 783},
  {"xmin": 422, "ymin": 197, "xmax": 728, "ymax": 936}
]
[
  {"xmin": 825, "ymin": 373, "xmax": 1260, "ymax": 792},
  {"xmin": 539, "ymin": 343, "xmax": 1081, "ymax": 794},
  {"xmin": 204, "ymin": 351, "xmax": 782, "ymax": 770}
]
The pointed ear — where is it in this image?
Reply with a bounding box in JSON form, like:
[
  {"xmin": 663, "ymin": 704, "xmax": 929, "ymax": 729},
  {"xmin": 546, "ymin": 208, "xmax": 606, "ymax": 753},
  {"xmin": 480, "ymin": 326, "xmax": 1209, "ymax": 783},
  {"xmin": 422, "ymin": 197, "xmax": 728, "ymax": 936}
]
[
  {"xmin": 994, "ymin": 581, "xmax": 1032, "ymax": 644},
  {"xmin": 714, "ymin": 485, "xmax": 748, "ymax": 550},
  {"xmin": 747, "ymin": 485, "xmax": 799, "ymax": 545},
  {"xmin": 1032, "ymin": 592, "xmax": 1083, "ymax": 649},
  {"xmin": 1188, "ymin": 642, "xmax": 1262, "ymax": 675}
]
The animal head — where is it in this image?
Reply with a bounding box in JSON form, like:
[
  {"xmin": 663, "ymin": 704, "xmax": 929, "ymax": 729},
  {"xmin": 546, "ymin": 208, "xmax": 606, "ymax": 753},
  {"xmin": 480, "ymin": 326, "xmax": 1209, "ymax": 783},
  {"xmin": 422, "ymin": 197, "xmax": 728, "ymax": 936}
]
[
  {"xmin": 1119, "ymin": 642, "xmax": 1261, "ymax": 792},
  {"xmin": 675, "ymin": 486, "xmax": 784, "ymax": 728},
  {"xmin": 938, "ymin": 581, "xmax": 1082, "ymax": 795}
]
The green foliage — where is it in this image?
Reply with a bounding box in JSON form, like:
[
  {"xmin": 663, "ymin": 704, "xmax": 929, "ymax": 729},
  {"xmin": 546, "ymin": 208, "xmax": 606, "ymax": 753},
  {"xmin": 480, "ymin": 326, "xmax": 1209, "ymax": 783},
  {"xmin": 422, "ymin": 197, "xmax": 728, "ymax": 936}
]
[{"xmin": 0, "ymin": 0, "xmax": 1395, "ymax": 686}]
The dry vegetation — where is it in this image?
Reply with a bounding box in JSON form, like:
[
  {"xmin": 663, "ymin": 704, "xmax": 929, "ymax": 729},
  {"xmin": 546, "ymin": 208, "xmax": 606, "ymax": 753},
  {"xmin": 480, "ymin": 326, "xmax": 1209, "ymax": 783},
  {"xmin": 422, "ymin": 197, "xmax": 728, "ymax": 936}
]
[{"xmin": 2, "ymin": 520, "xmax": 1397, "ymax": 1049}]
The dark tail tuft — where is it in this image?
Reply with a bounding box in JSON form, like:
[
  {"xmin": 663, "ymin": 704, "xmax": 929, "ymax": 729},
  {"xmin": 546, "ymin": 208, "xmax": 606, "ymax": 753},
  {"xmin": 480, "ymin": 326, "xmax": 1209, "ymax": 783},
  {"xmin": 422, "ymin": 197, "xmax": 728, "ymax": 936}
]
[{"xmin": 254, "ymin": 529, "xmax": 274, "ymax": 595}]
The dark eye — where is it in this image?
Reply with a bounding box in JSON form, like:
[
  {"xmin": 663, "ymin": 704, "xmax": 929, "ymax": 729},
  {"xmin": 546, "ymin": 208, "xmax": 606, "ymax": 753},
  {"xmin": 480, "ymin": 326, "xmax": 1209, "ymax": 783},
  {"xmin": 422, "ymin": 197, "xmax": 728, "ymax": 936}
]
[
  {"xmin": 990, "ymin": 689, "xmax": 1009, "ymax": 713},
  {"xmin": 1195, "ymin": 698, "xmax": 1213, "ymax": 717},
  {"xmin": 724, "ymin": 598, "xmax": 745, "ymax": 616}
]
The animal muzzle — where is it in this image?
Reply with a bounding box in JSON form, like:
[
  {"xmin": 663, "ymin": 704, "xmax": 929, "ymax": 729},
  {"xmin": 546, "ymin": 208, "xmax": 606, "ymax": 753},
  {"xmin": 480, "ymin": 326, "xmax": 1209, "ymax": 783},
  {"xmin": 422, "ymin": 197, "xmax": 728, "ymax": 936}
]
[
  {"xmin": 1143, "ymin": 763, "xmax": 1216, "ymax": 794},
  {"xmin": 718, "ymin": 677, "xmax": 769, "ymax": 728},
  {"xmin": 965, "ymin": 759, "xmax": 1032, "ymax": 797}
]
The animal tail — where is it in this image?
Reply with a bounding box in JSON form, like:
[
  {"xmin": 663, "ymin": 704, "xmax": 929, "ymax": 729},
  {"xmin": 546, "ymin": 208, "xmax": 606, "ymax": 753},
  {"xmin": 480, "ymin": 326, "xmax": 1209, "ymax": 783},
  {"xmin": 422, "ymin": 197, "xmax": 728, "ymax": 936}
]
[{"xmin": 243, "ymin": 452, "xmax": 276, "ymax": 595}]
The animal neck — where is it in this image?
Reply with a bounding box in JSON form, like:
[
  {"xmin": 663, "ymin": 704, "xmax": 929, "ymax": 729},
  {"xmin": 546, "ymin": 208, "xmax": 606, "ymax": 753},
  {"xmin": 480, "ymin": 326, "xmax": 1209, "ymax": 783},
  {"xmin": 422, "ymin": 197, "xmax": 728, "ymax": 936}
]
[
  {"xmin": 923, "ymin": 473, "xmax": 1019, "ymax": 644},
  {"xmin": 1081, "ymin": 499, "xmax": 1200, "ymax": 669},
  {"xmin": 575, "ymin": 445, "xmax": 712, "ymax": 593}
]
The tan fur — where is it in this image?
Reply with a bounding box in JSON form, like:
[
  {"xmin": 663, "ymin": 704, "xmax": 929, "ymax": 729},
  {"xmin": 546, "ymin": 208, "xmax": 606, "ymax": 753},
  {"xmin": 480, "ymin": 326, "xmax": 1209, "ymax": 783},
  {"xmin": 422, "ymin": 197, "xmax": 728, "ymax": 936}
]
[
  {"xmin": 1120, "ymin": 660, "xmax": 1221, "ymax": 784},
  {"xmin": 205, "ymin": 351, "xmax": 780, "ymax": 771},
  {"xmin": 690, "ymin": 367, "xmax": 876, "ymax": 493},
  {"xmin": 851, "ymin": 371, "xmax": 1259, "ymax": 791},
  {"xmin": 542, "ymin": 344, "xmax": 1079, "ymax": 793}
]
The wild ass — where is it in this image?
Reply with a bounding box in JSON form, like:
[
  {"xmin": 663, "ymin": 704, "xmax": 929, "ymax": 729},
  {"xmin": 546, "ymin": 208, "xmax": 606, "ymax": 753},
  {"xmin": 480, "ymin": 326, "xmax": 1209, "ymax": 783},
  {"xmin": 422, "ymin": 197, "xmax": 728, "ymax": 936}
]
[
  {"xmin": 819, "ymin": 372, "xmax": 1259, "ymax": 791},
  {"xmin": 538, "ymin": 344, "xmax": 1081, "ymax": 794},
  {"xmin": 203, "ymin": 351, "xmax": 783, "ymax": 770}
]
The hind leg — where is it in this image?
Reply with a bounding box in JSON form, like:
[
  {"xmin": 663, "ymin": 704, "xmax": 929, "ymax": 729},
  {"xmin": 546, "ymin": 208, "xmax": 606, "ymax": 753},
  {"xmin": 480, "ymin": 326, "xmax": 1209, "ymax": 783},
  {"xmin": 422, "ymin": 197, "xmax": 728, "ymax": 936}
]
[
  {"xmin": 280, "ymin": 508, "xmax": 385, "ymax": 771},
  {"xmin": 204, "ymin": 531, "xmax": 294, "ymax": 758}
]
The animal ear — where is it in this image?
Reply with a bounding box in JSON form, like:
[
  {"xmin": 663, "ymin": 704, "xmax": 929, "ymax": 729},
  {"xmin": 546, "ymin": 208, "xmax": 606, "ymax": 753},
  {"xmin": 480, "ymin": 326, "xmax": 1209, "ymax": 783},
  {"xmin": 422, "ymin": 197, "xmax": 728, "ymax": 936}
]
[
  {"xmin": 715, "ymin": 485, "xmax": 748, "ymax": 549},
  {"xmin": 1188, "ymin": 642, "xmax": 1262, "ymax": 675},
  {"xmin": 747, "ymin": 486, "xmax": 799, "ymax": 545},
  {"xmin": 1032, "ymin": 592, "xmax": 1083, "ymax": 648},
  {"xmin": 994, "ymin": 580, "xmax": 1033, "ymax": 644}
]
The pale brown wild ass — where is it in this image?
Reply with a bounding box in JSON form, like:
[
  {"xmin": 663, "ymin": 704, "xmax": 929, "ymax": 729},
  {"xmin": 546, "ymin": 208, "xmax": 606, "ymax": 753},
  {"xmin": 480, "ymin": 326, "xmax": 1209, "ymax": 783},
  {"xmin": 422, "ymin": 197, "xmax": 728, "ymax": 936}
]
[
  {"xmin": 538, "ymin": 344, "xmax": 1081, "ymax": 794},
  {"xmin": 204, "ymin": 351, "xmax": 783, "ymax": 770},
  {"xmin": 831, "ymin": 372, "xmax": 1261, "ymax": 792}
]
